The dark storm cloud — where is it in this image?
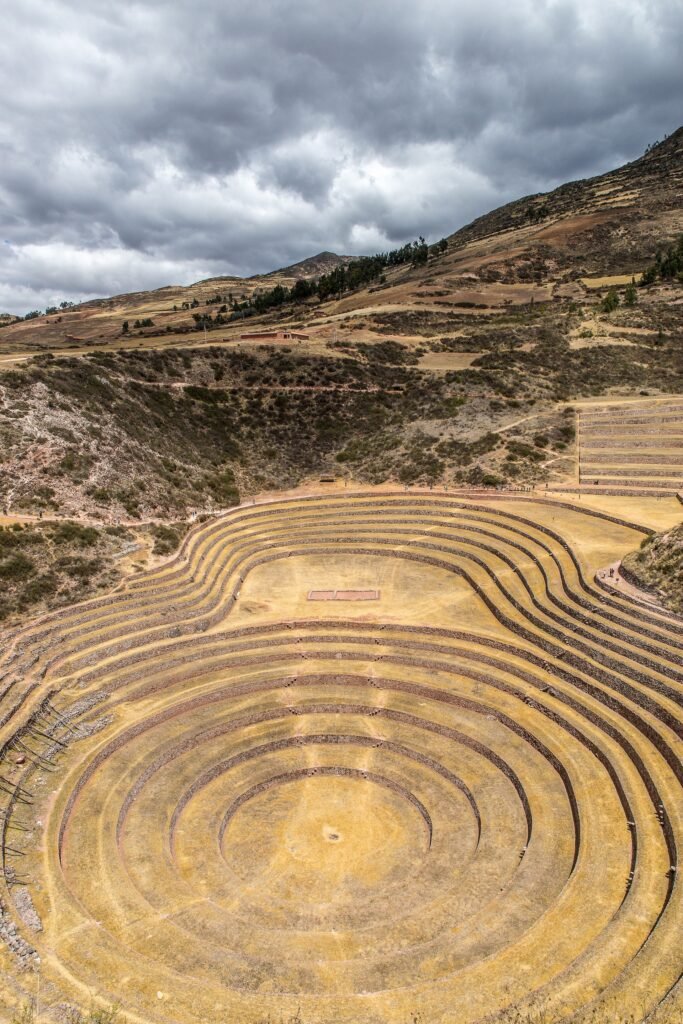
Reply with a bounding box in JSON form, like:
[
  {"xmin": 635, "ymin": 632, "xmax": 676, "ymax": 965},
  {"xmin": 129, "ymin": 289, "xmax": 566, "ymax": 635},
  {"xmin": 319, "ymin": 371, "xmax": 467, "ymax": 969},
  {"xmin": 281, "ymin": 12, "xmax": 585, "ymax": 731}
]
[{"xmin": 0, "ymin": 0, "xmax": 681, "ymax": 312}]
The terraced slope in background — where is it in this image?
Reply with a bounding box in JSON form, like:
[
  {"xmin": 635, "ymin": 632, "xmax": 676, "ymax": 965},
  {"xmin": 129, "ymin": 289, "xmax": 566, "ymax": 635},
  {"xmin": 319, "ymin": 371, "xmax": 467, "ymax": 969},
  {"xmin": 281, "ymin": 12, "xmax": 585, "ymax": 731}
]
[
  {"xmin": 578, "ymin": 400, "xmax": 683, "ymax": 497},
  {"xmin": 0, "ymin": 493, "xmax": 681, "ymax": 1024}
]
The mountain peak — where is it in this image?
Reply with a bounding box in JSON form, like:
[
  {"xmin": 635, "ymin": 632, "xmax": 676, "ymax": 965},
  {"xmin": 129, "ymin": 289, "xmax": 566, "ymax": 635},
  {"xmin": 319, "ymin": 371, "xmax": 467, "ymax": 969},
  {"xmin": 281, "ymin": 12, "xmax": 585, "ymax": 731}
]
[{"xmin": 260, "ymin": 251, "xmax": 354, "ymax": 280}]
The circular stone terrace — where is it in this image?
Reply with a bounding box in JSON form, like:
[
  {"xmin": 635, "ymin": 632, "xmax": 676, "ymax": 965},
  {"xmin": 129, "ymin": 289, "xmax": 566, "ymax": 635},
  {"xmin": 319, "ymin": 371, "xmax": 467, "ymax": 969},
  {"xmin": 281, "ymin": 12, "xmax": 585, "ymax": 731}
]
[{"xmin": 0, "ymin": 490, "xmax": 681, "ymax": 1024}]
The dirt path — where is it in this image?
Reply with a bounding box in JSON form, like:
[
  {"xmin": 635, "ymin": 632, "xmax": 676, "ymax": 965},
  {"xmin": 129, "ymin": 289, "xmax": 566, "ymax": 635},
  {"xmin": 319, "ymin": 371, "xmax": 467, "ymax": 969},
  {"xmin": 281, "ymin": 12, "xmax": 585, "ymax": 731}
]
[
  {"xmin": 139, "ymin": 381, "xmax": 403, "ymax": 393},
  {"xmin": 493, "ymin": 411, "xmax": 545, "ymax": 434},
  {"xmin": 596, "ymin": 559, "xmax": 667, "ymax": 609}
]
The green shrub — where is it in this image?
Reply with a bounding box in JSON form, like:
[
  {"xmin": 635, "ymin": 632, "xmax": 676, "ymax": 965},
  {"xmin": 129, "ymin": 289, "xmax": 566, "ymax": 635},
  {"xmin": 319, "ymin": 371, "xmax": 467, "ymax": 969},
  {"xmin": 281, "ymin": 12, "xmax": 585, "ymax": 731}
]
[
  {"xmin": 21, "ymin": 572, "xmax": 58, "ymax": 604},
  {"xmin": 87, "ymin": 487, "xmax": 112, "ymax": 503},
  {"xmin": 0, "ymin": 553, "xmax": 35, "ymax": 580},
  {"xmin": 555, "ymin": 423, "xmax": 575, "ymax": 444},
  {"xmin": 151, "ymin": 524, "xmax": 182, "ymax": 555},
  {"xmin": 433, "ymin": 396, "xmax": 465, "ymax": 418},
  {"xmin": 507, "ymin": 440, "xmax": 544, "ymax": 463},
  {"xmin": 601, "ymin": 289, "xmax": 620, "ymax": 313},
  {"xmin": 205, "ymin": 468, "xmax": 239, "ymax": 505},
  {"xmin": 57, "ymin": 556, "xmax": 103, "ymax": 580},
  {"xmin": 52, "ymin": 523, "xmax": 99, "ymax": 546}
]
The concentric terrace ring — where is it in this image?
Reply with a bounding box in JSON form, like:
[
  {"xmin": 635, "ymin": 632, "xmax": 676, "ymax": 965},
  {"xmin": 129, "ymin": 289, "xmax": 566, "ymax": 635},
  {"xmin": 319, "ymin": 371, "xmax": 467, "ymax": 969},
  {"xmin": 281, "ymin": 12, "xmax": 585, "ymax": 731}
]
[{"xmin": 0, "ymin": 492, "xmax": 680, "ymax": 1024}]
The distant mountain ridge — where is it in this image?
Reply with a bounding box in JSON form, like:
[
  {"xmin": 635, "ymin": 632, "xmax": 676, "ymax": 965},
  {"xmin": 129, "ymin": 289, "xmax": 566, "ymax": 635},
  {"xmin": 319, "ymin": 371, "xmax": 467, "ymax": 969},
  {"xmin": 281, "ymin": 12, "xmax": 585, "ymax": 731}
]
[
  {"xmin": 0, "ymin": 126, "xmax": 681, "ymax": 351},
  {"xmin": 193, "ymin": 251, "xmax": 353, "ymax": 289},
  {"xmin": 260, "ymin": 251, "xmax": 355, "ymax": 280}
]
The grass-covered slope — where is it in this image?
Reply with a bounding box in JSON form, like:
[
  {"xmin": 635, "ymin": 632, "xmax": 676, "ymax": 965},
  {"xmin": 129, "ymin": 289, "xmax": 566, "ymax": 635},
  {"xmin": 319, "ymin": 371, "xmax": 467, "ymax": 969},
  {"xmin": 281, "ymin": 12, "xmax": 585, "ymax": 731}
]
[
  {"xmin": 622, "ymin": 521, "xmax": 683, "ymax": 613},
  {"xmin": 0, "ymin": 520, "xmax": 132, "ymax": 626},
  {"xmin": 0, "ymin": 519, "xmax": 192, "ymax": 628}
]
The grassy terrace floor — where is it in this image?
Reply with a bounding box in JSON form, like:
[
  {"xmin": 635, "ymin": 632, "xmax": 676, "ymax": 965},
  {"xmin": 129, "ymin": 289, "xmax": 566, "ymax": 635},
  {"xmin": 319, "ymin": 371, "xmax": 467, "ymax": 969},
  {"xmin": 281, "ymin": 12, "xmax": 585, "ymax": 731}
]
[{"xmin": 0, "ymin": 491, "xmax": 681, "ymax": 1024}]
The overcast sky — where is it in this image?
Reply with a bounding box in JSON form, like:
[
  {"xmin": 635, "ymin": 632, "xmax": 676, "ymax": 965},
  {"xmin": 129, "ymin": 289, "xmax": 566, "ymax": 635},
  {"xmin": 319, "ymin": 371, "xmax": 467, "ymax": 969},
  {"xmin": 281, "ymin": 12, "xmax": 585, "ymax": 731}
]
[{"xmin": 1, "ymin": 0, "xmax": 681, "ymax": 314}]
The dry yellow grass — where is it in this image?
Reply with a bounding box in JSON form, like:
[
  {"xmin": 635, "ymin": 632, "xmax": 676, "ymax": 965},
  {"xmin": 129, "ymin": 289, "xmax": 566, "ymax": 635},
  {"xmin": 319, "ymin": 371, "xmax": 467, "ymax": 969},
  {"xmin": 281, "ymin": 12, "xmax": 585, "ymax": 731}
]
[
  {"xmin": 581, "ymin": 273, "xmax": 643, "ymax": 288},
  {"xmin": 417, "ymin": 351, "xmax": 482, "ymax": 371}
]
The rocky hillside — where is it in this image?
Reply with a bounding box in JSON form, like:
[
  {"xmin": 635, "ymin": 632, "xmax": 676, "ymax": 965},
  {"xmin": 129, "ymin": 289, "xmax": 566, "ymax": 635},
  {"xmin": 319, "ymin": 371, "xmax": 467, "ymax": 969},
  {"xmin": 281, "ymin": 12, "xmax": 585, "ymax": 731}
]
[
  {"xmin": 0, "ymin": 343, "xmax": 567, "ymax": 519},
  {"xmin": 0, "ymin": 517, "xmax": 194, "ymax": 630},
  {"xmin": 2, "ymin": 318, "xmax": 682, "ymax": 522},
  {"xmin": 622, "ymin": 521, "xmax": 683, "ymax": 614}
]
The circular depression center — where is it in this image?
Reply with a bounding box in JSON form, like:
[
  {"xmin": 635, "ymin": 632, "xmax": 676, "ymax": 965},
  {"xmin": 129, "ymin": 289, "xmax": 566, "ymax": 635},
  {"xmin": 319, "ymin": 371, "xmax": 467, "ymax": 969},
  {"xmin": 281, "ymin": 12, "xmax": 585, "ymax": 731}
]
[{"xmin": 219, "ymin": 773, "xmax": 431, "ymax": 907}]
